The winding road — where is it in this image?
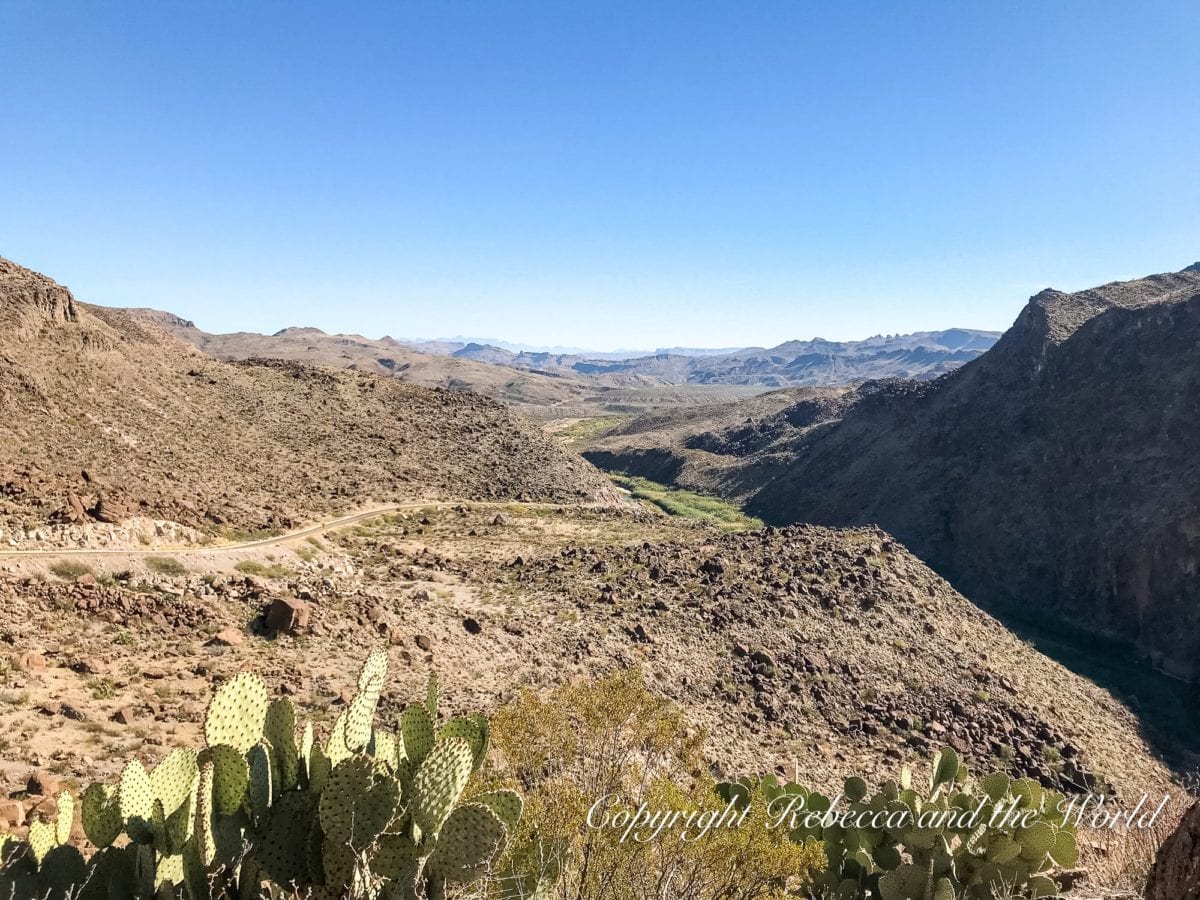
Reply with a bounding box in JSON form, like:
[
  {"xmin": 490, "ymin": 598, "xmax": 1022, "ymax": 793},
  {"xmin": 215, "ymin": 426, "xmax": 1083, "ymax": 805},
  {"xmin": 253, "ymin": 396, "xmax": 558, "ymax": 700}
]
[{"xmin": 0, "ymin": 502, "xmax": 441, "ymax": 560}]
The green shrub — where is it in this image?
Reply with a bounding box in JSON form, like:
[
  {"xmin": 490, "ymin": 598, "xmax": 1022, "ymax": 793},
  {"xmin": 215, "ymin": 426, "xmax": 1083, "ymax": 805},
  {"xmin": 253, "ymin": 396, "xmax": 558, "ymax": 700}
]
[
  {"xmin": 487, "ymin": 668, "xmax": 823, "ymax": 899},
  {"xmin": 609, "ymin": 474, "xmax": 764, "ymax": 531},
  {"xmin": 234, "ymin": 559, "xmax": 292, "ymax": 578},
  {"xmin": 145, "ymin": 556, "xmax": 187, "ymax": 576},
  {"xmin": 48, "ymin": 560, "xmax": 92, "ymax": 581},
  {"xmin": 719, "ymin": 748, "xmax": 1078, "ymax": 899}
]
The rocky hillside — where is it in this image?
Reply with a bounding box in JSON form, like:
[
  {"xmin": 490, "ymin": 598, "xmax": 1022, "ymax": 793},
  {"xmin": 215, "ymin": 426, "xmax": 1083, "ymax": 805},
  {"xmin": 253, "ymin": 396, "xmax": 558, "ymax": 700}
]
[
  {"xmin": 588, "ymin": 265, "xmax": 1200, "ymax": 683},
  {"xmin": 0, "ymin": 257, "xmax": 620, "ymax": 536},
  {"xmin": 125, "ymin": 311, "xmax": 612, "ymax": 408},
  {"xmin": 0, "ymin": 504, "xmax": 1174, "ymax": 812}
]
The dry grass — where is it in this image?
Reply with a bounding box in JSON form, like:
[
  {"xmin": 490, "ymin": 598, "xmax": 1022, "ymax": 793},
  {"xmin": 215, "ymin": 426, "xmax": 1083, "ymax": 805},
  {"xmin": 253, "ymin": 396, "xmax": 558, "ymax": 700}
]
[{"xmin": 1076, "ymin": 799, "xmax": 1187, "ymax": 897}]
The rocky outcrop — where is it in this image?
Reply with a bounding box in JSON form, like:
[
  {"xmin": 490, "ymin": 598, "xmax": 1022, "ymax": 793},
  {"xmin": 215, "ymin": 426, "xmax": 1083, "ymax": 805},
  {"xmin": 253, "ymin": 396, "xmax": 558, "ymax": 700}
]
[
  {"xmin": 0, "ymin": 257, "xmax": 77, "ymax": 338},
  {"xmin": 1145, "ymin": 799, "xmax": 1200, "ymax": 900}
]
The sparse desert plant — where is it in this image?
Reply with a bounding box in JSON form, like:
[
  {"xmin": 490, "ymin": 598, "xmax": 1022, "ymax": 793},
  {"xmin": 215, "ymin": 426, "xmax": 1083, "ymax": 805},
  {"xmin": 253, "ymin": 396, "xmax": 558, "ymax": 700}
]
[
  {"xmin": 235, "ymin": 559, "xmax": 292, "ymax": 578},
  {"xmin": 49, "ymin": 560, "xmax": 92, "ymax": 581},
  {"xmin": 145, "ymin": 556, "xmax": 188, "ymax": 576},
  {"xmin": 487, "ymin": 668, "xmax": 823, "ymax": 899},
  {"xmin": 0, "ymin": 651, "xmax": 518, "ymax": 900}
]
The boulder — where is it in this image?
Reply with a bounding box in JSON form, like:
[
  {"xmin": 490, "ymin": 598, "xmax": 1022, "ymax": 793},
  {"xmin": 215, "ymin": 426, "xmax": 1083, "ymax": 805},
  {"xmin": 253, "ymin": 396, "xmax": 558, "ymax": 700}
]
[
  {"xmin": 1145, "ymin": 799, "xmax": 1200, "ymax": 900},
  {"xmin": 265, "ymin": 597, "xmax": 311, "ymax": 634},
  {"xmin": 93, "ymin": 494, "xmax": 130, "ymax": 524},
  {"xmin": 211, "ymin": 628, "xmax": 245, "ymax": 647}
]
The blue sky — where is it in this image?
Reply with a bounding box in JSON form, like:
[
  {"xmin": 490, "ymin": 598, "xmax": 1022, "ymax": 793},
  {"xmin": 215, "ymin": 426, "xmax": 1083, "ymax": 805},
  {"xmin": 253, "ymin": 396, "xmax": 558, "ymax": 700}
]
[{"xmin": 2, "ymin": 1, "xmax": 1197, "ymax": 350}]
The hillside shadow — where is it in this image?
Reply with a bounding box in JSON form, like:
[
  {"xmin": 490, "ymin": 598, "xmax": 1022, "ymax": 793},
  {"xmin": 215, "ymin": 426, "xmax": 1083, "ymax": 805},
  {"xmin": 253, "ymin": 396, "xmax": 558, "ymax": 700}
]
[{"xmin": 985, "ymin": 604, "xmax": 1200, "ymax": 775}]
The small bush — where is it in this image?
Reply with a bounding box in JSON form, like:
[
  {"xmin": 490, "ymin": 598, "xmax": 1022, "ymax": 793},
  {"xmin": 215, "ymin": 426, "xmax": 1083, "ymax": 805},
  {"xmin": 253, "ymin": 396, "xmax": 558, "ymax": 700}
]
[
  {"xmin": 144, "ymin": 556, "xmax": 187, "ymax": 576},
  {"xmin": 48, "ymin": 560, "xmax": 92, "ymax": 580},
  {"xmin": 234, "ymin": 559, "xmax": 292, "ymax": 578},
  {"xmin": 488, "ymin": 668, "xmax": 823, "ymax": 899}
]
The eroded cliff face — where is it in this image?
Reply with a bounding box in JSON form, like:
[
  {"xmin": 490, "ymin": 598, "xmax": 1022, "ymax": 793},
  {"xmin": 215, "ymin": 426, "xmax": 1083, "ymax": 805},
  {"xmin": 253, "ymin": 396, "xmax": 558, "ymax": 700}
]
[{"xmin": 1146, "ymin": 799, "xmax": 1200, "ymax": 900}]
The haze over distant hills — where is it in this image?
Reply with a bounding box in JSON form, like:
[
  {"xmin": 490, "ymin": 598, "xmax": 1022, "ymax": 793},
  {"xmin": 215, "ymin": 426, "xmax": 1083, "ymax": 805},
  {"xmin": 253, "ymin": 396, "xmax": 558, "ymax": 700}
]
[
  {"xmin": 131, "ymin": 310, "xmax": 1000, "ymax": 393},
  {"xmin": 444, "ymin": 328, "xmax": 999, "ymax": 387}
]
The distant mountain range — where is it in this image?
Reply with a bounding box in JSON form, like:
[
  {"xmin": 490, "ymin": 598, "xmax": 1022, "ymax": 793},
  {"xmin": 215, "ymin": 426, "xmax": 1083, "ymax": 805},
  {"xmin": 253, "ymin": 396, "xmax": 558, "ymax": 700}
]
[
  {"xmin": 454, "ymin": 328, "xmax": 999, "ymax": 387},
  {"xmin": 142, "ymin": 318, "xmax": 1001, "ymax": 391}
]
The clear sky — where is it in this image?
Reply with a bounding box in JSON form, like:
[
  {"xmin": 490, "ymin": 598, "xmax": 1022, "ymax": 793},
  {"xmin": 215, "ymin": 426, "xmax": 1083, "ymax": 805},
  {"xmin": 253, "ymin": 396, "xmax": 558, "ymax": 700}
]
[{"xmin": 2, "ymin": 1, "xmax": 1197, "ymax": 350}]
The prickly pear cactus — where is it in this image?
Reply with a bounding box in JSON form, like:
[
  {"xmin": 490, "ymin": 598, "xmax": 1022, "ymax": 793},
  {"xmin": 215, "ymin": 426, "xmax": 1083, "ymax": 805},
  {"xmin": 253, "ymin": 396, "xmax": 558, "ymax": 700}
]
[
  {"xmin": 412, "ymin": 736, "xmax": 476, "ymax": 835},
  {"xmin": 0, "ymin": 652, "xmax": 520, "ymax": 900},
  {"xmin": 425, "ymin": 802, "xmax": 507, "ymax": 884},
  {"xmin": 81, "ymin": 783, "xmax": 122, "ymax": 849},
  {"xmin": 204, "ymin": 671, "xmax": 269, "ymax": 752},
  {"xmin": 722, "ymin": 748, "xmax": 1078, "ymax": 900}
]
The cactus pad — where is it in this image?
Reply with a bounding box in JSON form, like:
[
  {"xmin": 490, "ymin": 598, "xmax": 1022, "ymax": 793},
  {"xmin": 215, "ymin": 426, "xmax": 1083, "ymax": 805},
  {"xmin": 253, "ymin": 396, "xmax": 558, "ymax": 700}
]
[
  {"xmin": 930, "ymin": 748, "xmax": 960, "ymax": 794},
  {"xmin": 318, "ymin": 756, "xmax": 401, "ymax": 851},
  {"xmin": 411, "ymin": 736, "xmax": 474, "ymax": 834},
  {"xmin": 326, "ymin": 710, "xmax": 352, "ymax": 766},
  {"xmin": 878, "ymin": 863, "xmax": 927, "ymax": 900},
  {"xmin": 980, "ymin": 772, "xmax": 1010, "ymax": 802},
  {"xmin": 264, "ymin": 698, "xmax": 301, "ymax": 791},
  {"xmin": 473, "ymin": 789, "xmax": 523, "ymax": 831},
  {"xmin": 371, "ymin": 830, "xmax": 421, "ymax": 882},
  {"xmin": 200, "ymin": 743, "xmax": 249, "ymax": 816},
  {"xmin": 27, "ymin": 818, "xmax": 57, "ymax": 866},
  {"xmin": 400, "ymin": 705, "xmax": 434, "ymax": 766},
  {"xmin": 1026, "ymin": 874, "xmax": 1059, "ymax": 898},
  {"xmin": 345, "ymin": 678, "xmax": 384, "ymax": 755},
  {"xmin": 248, "ymin": 741, "xmax": 274, "ymax": 826},
  {"xmin": 357, "ymin": 648, "xmax": 390, "ymax": 694},
  {"xmin": 369, "ymin": 729, "xmax": 399, "ymax": 770},
  {"xmin": 424, "ymin": 802, "xmax": 506, "ymax": 883},
  {"xmin": 150, "ymin": 747, "xmax": 199, "ymax": 817},
  {"xmin": 118, "ymin": 760, "xmax": 156, "ymax": 845},
  {"xmin": 81, "ymin": 783, "xmax": 122, "ymax": 849},
  {"xmin": 54, "ymin": 790, "xmax": 74, "ymax": 846},
  {"xmin": 1017, "ymin": 821, "xmax": 1056, "ymax": 860},
  {"xmin": 254, "ymin": 790, "xmax": 318, "ymax": 888},
  {"xmin": 204, "ymin": 672, "xmax": 269, "ymax": 753},
  {"xmin": 1050, "ymin": 828, "xmax": 1077, "ymax": 867},
  {"xmin": 438, "ymin": 718, "xmax": 488, "ymax": 772},
  {"xmin": 194, "ymin": 759, "xmax": 216, "ymax": 867}
]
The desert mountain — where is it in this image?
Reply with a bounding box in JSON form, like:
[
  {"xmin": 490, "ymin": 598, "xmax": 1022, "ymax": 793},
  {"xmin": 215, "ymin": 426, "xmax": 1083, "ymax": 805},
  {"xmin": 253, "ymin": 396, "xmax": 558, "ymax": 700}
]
[
  {"xmin": 124, "ymin": 310, "xmax": 611, "ymax": 409},
  {"xmin": 434, "ymin": 329, "xmax": 1000, "ymax": 387},
  {"xmin": 587, "ymin": 265, "xmax": 1200, "ymax": 685},
  {"xmin": 0, "ymin": 257, "xmax": 621, "ymax": 536},
  {"xmin": 127, "ymin": 311, "xmax": 774, "ymax": 421},
  {"xmin": 137, "ymin": 310, "xmax": 997, "ymax": 393}
]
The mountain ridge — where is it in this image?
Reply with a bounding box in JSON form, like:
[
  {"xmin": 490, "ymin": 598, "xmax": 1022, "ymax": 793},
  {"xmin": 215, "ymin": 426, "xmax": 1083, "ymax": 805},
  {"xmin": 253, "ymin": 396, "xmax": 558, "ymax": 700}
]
[
  {"xmin": 586, "ymin": 263, "xmax": 1200, "ymax": 684},
  {"xmin": 0, "ymin": 256, "xmax": 621, "ymax": 535},
  {"xmin": 128, "ymin": 310, "xmax": 1001, "ymax": 390}
]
